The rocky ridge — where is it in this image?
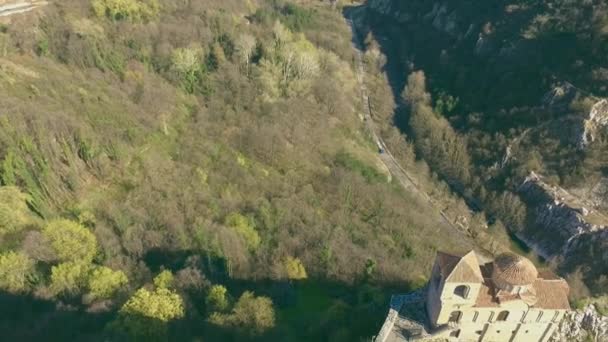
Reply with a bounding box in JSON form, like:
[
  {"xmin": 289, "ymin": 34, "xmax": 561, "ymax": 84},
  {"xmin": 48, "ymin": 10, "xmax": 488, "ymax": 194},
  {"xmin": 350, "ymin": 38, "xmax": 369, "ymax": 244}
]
[
  {"xmin": 553, "ymin": 304, "xmax": 608, "ymax": 342},
  {"xmin": 518, "ymin": 171, "xmax": 608, "ymax": 256}
]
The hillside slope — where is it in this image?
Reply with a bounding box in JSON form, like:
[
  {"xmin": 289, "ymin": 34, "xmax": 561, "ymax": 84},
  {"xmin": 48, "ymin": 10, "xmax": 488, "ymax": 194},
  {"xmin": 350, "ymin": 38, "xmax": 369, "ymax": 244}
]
[
  {"xmin": 359, "ymin": 0, "xmax": 608, "ymax": 295},
  {"xmin": 0, "ymin": 0, "xmax": 481, "ymax": 340}
]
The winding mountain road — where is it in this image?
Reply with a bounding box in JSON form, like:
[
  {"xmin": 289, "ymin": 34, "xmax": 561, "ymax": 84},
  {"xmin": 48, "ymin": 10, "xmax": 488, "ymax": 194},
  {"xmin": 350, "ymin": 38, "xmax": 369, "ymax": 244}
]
[{"xmin": 346, "ymin": 13, "xmax": 484, "ymax": 254}]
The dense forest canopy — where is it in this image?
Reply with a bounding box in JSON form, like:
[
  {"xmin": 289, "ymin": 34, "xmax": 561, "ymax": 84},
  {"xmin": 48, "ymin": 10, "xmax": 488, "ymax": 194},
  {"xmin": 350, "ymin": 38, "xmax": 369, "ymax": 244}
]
[
  {"xmin": 2, "ymin": 0, "xmax": 607, "ymax": 339},
  {"xmin": 0, "ymin": 0, "xmax": 487, "ymax": 340},
  {"xmin": 359, "ymin": 0, "xmax": 608, "ymax": 297}
]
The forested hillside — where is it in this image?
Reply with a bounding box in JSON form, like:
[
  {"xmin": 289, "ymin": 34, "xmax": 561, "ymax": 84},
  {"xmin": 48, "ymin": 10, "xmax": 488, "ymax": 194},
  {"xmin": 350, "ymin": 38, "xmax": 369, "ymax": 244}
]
[
  {"xmin": 0, "ymin": 0, "xmax": 483, "ymax": 340},
  {"xmin": 357, "ymin": 0, "xmax": 608, "ymax": 298}
]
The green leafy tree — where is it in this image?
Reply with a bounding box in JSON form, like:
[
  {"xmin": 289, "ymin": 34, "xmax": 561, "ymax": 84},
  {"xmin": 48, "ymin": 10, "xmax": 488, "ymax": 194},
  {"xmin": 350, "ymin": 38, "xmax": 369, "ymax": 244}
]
[
  {"xmin": 115, "ymin": 287, "xmax": 185, "ymax": 340},
  {"xmin": 225, "ymin": 212, "xmax": 260, "ymax": 251},
  {"xmin": 50, "ymin": 261, "xmax": 91, "ymax": 295},
  {"xmin": 404, "ymin": 71, "xmax": 471, "ymax": 186},
  {"xmin": 42, "ymin": 219, "xmax": 97, "ymax": 262},
  {"xmin": 0, "ymin": 186, "xmax": 33, "ymax": 234},
  {"xmin": 153, "ymin": 270, "xmax": 174, "ymax": 289},
  {"xmin": 171, "ymin": 47, "xmax": 205, "ymax": 94},
  {"xmin": 284, "ymin": 256, "xmax": 307, "ymax": 280},
  {"xmin": 0, "ymin": 251, "xmax": 35, "ymax": 293},
  {"xmin": 88, "ymin": 266, "xmax": 128, "ymax": 299},
  {"xmin": 209, "ymin": 291, "xmax": 275, "ymax": 336},
  {"xmin": 206, "ymin": 284, "xmax": 229, "ymax": 312},
  {"xmin": 92, "ymin": 0, "xmax": 160, "ymax": 22}
]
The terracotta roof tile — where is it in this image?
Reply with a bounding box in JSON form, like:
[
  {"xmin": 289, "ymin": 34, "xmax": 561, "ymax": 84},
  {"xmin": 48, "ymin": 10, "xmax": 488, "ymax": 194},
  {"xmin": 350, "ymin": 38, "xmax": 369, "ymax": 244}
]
[
  {"xmin": 533, "ymin": 279, "xmax": 570, "ymax": 310},
  {"xmin": 436, "ymin": 251, "xmax": 462, "ymax": 278},
  {"xmin": 493, "ymin": 253, "xmax": 538, "ymax": 286},
  {"xmin": 437, "ymin": 251, "xmax": 484, "ymax": 283}
]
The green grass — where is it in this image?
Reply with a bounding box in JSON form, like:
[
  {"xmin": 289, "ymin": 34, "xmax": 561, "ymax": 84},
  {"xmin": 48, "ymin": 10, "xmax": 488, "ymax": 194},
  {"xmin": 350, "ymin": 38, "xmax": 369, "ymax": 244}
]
[{"xmin": 334, "ymin": 150, "xmax": 384, "ymax": 183}]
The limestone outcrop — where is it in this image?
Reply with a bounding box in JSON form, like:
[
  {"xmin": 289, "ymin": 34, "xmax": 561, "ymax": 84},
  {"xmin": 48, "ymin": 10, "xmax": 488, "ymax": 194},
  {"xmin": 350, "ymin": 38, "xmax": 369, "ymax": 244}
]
[
  {"xmin": 552, "ymin": 304, "xmax": 608, "ymax": 342},
  {"xmin": 578, "ymin": 99, "xmax": 608, "ymax": 149},
  {"xmin": 518, "ymin": 172, "xmax": 608, "ymax": 256}
]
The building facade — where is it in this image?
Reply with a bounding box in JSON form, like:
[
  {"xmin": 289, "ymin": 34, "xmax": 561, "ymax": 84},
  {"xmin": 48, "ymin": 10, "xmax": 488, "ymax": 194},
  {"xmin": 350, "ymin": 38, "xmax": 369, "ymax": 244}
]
[{"xmin": 376, "ymin": 250, "xmax": 570, "ymax": 342}]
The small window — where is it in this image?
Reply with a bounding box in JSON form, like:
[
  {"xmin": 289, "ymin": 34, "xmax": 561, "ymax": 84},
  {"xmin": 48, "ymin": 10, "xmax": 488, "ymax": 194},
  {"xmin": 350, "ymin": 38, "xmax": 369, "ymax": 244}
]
[
  {"xmin": 454, "ymin": 285, "xmax": 470, "ymax": 299},
  {"xmin": 449, "ymin": 311, "xmax": 463, "ymax": 323},
  {"xmin": 552, "ymin": 311, "xmax": 560, "ymax": 322},
  {"xmin": 472, "ymin": 311, "xmax": 479, "ymax": 322},
  {"xmin": 450, "ymin": 329, "xmax": 461, "ymax": 338},
  {"xmin": 475, "ymin": 330, "xmax": 482, "ymax": 335},
  {"xmin": 497, "ymin": 311, "xmax": 509, "ymax": 321},
  {"xmin": 536, "ymin": 311, "xmax": 543, "ymax": 322}
]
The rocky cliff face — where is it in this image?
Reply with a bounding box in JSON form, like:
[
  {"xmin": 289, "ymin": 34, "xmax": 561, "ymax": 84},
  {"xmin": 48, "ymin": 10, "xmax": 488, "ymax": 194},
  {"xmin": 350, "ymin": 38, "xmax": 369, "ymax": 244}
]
[
  {"xmin": 364, "ymin": 0, "xmax": 608, "ymax": 293},
  {"xmin": 518, "ymin": 171, "xmax": 608, "ymax": 257},
  {"xmin": 553, "ymin": 304, "xmax": 608, "ymax": 342},
  {"xmin": 578, "ymin": 99, "xmax": 608, "ymax": 149}
]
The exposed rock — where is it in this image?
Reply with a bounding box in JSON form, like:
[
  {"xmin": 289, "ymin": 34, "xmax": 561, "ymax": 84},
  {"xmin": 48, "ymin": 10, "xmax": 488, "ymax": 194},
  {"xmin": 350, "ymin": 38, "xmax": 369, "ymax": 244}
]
[
  {"xmin": 542, "ymin": 82, "xmax": 578, "ymax": 111},
  {"xmin": 578, "ymin": 99, "xmax": 608, "ymax": 149},
  {"xmin": 518, "ymin": 172, "xmax": 608, "ymax": 256},
  {"xmin": 552, "ymin": 304, "xmax": 608, "ymax": 342}
]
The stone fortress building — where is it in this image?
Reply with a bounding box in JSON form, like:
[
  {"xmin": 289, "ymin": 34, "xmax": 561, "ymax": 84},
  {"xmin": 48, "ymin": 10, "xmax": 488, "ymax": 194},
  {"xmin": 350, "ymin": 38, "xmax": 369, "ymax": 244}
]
[{"xmin": 375, "ymin": 250, "xmax": 570, "ymax": 341}]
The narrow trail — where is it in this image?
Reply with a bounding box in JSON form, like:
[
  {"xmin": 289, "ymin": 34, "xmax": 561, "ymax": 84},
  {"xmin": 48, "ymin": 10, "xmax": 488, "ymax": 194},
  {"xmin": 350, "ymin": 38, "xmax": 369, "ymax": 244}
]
[
  {"xmin": 345, "ymin": 12, "xmax": 490, "ymax": 258},
  {"xmin": 0, "ymin": 1, "xmax": 47, "ymax": 17}
]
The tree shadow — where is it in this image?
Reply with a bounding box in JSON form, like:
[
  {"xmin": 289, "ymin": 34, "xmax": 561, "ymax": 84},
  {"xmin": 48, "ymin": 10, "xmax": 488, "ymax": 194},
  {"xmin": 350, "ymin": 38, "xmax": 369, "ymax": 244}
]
[
  {"xmin": 0, "ymin": 247, "xmax": 425, "ymax": 342},
  {"xmin": 343, "ymin": 2, "xmax": 578, "ymax": 135}
]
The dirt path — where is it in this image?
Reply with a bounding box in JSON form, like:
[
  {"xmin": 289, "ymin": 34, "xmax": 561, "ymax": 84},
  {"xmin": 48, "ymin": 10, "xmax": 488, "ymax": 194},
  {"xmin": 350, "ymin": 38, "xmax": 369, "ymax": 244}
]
[
  {"xmin": 345, "ymin": 12, "xmax": 492, "ymax": 259},
  {"xmin": 0, "ymin": 1, "xmax": 47, "ymax": 17}
]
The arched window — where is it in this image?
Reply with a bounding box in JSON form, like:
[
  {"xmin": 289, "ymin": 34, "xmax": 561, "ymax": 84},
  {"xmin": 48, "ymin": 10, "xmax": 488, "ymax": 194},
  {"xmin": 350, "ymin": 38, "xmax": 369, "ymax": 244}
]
[
  {"xmin": 497, "ymin": 311, "xmax": 509, "ymax": 321},
  {"xmin": 454, "ymin": 285, "xmax": 470, "ymax": 299},
  {"xmin": 449, "ymin": 311, "xmax": 463, "ymax": 323}
]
